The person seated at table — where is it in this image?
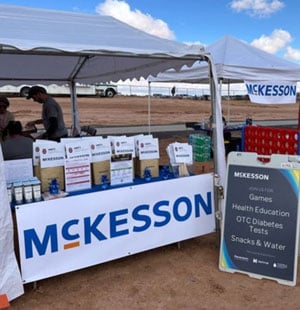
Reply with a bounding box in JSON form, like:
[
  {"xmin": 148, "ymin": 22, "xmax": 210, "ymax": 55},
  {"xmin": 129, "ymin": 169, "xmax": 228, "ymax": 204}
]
[
  {"xmin": 1, "ymin": 120, "xmax": 33, "ymax": 160},
  {"xmin": 0, "ymin": 95, "xmax": 15, "ymax": 142}
]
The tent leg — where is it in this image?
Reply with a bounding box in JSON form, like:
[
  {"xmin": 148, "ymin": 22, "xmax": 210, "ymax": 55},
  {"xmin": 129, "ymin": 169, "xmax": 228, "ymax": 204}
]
[
  {"xmin": 205, "ymin": 54, "xmax": 227, "ymax": 248},
  {"xmin": 147, "ymin": 81, "xmax": 151, "ymax": 134}
]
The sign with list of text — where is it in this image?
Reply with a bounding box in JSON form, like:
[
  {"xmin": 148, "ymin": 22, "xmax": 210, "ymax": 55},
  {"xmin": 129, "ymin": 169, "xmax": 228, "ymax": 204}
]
[{"xmin": 220, "ymin": 152, "xmax": 300, "ymax": 286}]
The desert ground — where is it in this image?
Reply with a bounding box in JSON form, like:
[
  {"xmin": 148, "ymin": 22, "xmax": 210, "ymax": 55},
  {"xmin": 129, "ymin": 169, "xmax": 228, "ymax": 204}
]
[
  {"xmin": 9, "ymin": 94, "xmax": 299, "ymax": 128},
  {"xmin": 7, "ymin": 95, "xmax": 300, "ymax": 309}
]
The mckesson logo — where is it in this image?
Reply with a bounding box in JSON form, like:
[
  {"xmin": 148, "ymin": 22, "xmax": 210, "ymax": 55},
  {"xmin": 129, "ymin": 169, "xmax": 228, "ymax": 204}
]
[
  {"xmin": 23, "ymin": 193, "xmax": 212, "ymax": 259},
  {"xmin": 246, "ymin": 83, "xmax": 296, "ymax": 97},
  {"xmin": 234, "ymin": 172, "xmax": 269, "ymax": 180}
]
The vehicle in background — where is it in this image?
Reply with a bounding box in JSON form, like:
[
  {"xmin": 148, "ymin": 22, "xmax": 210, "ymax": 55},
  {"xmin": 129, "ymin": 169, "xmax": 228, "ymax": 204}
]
[{"xmin": 0, "ymin": 83, "xmax": 118, "ymax": 98}]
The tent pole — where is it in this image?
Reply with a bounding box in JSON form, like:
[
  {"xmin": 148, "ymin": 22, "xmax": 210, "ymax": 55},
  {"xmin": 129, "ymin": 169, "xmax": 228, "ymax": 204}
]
[
  {"xmin": 205, "ymin": 54, "xmax": 227, "ymax": 247},
  {"xmin": 147, "ymin": 81, "xmax": 151, "ymax": 134},
  {"xmin": 69, "ymin": 81, "xmax": 80, "ymax": 137},
  {"xmin": 219, "ymin": 78, "xmax": 223, "ymax": 117},
  {"xmin": 298, "ymin": 101, "xmax": 300, "ymax": 155},
  {"xmin": 227, "ymin": 82, "xmax": 230, "ymax": 124}
]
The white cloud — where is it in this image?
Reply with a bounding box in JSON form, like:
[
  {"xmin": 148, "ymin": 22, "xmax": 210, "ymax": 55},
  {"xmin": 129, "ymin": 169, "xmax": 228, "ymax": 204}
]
[
  {"xmin": 230, "ymin": 0, "xmax": 285, "ymax": 17},
  {"xmin": 284, "ymin": 46, "xmax": 300, "ymax": 61},
  {"xmin": 251, "ymin": 29, "xmax": 292, "ymax": 53},
  {"xmin": 96, "ymin": 0, "xmax": 175, "ymax": 40}
]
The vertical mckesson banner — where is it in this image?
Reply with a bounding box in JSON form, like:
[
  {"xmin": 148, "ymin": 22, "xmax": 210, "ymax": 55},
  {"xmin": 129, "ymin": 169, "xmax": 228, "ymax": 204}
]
[
  {"xmin": 220, "ymin": 152, "xmax": 300, "ymax": 286},
  {"xmin": 245, "ymin": 80, "xmax": 297, "ymax": 104}
]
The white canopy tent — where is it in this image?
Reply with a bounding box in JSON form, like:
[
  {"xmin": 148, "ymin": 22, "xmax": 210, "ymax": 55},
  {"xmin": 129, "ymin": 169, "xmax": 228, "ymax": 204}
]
[
  {"xmin": 151, "ymin": 35, "xmax": 300, "ymax": 83},
  {"xmin": 0, "ymin": 5, "xmax": 225, "ymax": 302},
  {"xmin": 150, "ymin": 35, "xmax": 300, "ymax": 120},
  {"xmin": 0, "ymin": 4, "xmax": 209, "ymax": 133}
]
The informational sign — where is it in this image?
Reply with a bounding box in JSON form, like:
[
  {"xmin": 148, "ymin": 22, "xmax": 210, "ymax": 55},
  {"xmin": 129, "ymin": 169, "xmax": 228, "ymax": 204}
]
[
  {"xmin": 220, "ymin": 152, "xmax": 300, "ymax": 286},
  {"xmin": 64, "ymin": 158, "xmax": 91, "ymax": 192},
  {"xmin": 4, "ymin": 158, "xmax": 33, "ymax": 182},
  {"xmin": 39, "ymin": 143, "xmax": 65, "ymax": 168},
  {"xmin": 110, "ymin": 154, "xmax": 133, "ymax": 186},
  {"xmin": 166, "ymin": 142, "xmax": 193, "ymax": 165},
  {"xmin": 138, "ymin": 137, "xmax": 159, "ymax": 160}
]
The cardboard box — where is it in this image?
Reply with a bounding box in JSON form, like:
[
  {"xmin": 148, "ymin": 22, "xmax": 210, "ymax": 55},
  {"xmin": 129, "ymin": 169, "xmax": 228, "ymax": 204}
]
[
  {"xmin": 189, "ymin": 160, "xmax": 214, "ymax": 175},
  {"xmin": 92, "ymin": 160, "xmax": 110, "ymax": 185},
  {"xmin": 135, "ymin": 158, "xmax": 159, "ymax": 178},
  {"xmin": 33, "ymin": 164, "xmax": 41, "ymax": 180},
  {"xmin": 40, "ymin": 166, "xmax": 65, "ymax": 192}
]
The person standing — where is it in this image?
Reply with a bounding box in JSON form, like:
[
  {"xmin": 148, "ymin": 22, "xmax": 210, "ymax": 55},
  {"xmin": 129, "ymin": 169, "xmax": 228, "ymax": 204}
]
[
  {"xmin": 171, "ymin": 86, "xmax": 176, "ymax": 97},
  {"xmin": 26, "ymin": 86, "xmax": 68, "ymax": 141},
  {"xmin": 0, "ymin": 96, "xmax": 14, "ymax": 141}
]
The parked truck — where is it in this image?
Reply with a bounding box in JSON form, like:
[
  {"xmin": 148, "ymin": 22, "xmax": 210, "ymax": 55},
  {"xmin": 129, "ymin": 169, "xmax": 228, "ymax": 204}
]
[{"xmin": 0, "ymin": 83, "xmax": 118, "ymax": 98}]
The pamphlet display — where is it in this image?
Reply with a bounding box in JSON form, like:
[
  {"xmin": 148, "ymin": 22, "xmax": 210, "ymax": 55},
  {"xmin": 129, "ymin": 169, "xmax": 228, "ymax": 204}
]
[
  {"xmin": 110, "ymin": 154, "xmax": 133, "ymax": 185},
  {"xmin": 220, "ymin": 152, "xmax": 300, "ymax": 286},
  {"xmin": 166, "ymin": 142, "xmax": 193, "ymax": 177}
]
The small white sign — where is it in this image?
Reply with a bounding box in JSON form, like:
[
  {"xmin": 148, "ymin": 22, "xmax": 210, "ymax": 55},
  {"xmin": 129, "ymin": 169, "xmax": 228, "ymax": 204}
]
[
  {"xmin": 33, "ymin": 140, "xmax": 56, "ymax": 166},
  {"xmin": 167, "ymin": 142, "xmax": 193, "ymax": 165},
  {"xmin": 64, "ymin": 158, "xmax": 91, "ymax": 192},
  {"xmin": 110, "ymin": 156, "xmax": 133, "ymax": 186},
  {"xmin": 90, "ymin": 138, "xmax": 111, "ymax": 162},
  {"xmin": 138, "ymin": 137, "xmax": 159, "ymax": 160},
  {"xmin": 65, "ymin": 141, "xmax": 92, "ymax": 161},
  {"xmin": 39, "ymin": 143, "xmax": 65, "ymax": 168},
  {"xmin": 4, "ymin": 158, "xmax": 33, "ymax": 183},
  {"xmin": 112, "ymin": 136, "xmax": 135, "ymax": 157}
]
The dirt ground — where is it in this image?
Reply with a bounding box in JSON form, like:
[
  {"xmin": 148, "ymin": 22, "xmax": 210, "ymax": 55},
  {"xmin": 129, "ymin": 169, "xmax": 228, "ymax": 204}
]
[
  {"xmin": 8, "ymin": 95, "xmax": 300, "ymax": 309},
  {"xmin": 8, "ymin": 95, "xmax": 300, "ymax": 128}
]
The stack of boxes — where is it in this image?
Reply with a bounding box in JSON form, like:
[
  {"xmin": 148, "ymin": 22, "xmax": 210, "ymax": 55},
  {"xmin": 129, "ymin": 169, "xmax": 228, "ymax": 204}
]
[{"xmin": 189, "ymin": 134, "xmax": 211, "ymax": 163}]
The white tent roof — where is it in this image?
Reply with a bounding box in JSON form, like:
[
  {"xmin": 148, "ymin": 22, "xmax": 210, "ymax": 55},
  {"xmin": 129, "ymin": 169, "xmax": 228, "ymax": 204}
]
[
  {"xmin": 151, "ymin": 35, "xmax": 300, "ymax": 83},
  {"xmin": 0, "ymin": 4, "xmax": 206, "ymax": 86}
]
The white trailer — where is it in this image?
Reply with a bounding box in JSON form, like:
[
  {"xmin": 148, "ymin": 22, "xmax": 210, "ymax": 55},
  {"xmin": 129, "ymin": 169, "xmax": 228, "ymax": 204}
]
[{"xmin": 0, "ymin": 83, "xmax": 118, "ymax": 98}]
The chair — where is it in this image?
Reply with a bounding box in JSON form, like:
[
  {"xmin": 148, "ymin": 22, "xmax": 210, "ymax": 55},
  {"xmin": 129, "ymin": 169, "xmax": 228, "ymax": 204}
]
[{"xmin": 80, "ymin": 125, "xmax": 97, "ymax": 136}]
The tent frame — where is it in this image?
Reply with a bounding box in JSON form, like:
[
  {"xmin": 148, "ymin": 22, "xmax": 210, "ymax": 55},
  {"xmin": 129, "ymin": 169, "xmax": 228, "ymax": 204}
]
[{"xmin": 0, "ymin": 46, "xmax": 211, "ymax": 132}]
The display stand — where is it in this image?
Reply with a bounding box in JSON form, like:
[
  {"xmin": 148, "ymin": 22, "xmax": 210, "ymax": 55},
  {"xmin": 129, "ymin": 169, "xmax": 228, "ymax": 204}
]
[{"xmin": 220, "ymin": 152, "xmax": 300, "ymax": 286}]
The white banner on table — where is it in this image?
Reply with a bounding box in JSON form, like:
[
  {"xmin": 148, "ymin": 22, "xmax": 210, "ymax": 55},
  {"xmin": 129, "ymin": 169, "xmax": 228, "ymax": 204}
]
[{"xmin": 15, "ymin": 174, "xmax": 215, "ymax": 283}]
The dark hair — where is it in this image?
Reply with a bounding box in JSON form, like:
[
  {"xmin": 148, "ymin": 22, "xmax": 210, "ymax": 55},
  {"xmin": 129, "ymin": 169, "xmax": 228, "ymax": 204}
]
[
  {"xmin": 27, "ymin": 85, "xmax": 47, "ymax": 99},
  {"xmin": 6, "ymin": 120, "xmax": 23, "ymax": 135},
  {"xmin": 0, "ymin": 95, "xmax": 10, "ymax": 107}
]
